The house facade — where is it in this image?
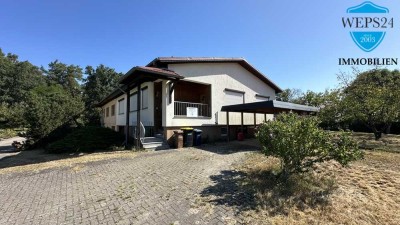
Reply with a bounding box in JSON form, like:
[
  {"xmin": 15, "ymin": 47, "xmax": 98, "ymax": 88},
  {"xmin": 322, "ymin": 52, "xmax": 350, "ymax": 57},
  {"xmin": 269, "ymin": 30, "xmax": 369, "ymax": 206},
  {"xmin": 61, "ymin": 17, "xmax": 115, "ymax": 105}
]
[{"xmin": 98, "ymin": 57, "xmax": 283, "ymax": 145}]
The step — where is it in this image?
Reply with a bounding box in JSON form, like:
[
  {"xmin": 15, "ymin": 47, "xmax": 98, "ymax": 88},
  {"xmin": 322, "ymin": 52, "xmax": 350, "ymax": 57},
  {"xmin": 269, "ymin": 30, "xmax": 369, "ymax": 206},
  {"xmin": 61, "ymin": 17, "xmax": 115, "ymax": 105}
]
[{"xmin": 141, "ymin": 137, "xmax": 170, "ymax": 150}]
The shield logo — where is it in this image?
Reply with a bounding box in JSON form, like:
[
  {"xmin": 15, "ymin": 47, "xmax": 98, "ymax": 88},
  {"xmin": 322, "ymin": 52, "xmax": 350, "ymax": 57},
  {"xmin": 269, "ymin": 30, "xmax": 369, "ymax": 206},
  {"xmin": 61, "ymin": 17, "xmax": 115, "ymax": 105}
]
[{"xmin": 346, "ymin": 1, "xmax": 389, "ymax": 52}]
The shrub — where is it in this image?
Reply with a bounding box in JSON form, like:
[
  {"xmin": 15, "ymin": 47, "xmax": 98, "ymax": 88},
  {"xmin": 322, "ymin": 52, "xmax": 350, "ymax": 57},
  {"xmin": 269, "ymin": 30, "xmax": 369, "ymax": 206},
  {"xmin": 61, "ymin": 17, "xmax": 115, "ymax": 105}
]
[
  {"xmin": 256, "ymin": 113, "xmax": 363, "ymax": 177},
  {"xmin": 46, "ymin": 126, "xmax": 125, "ymax": 153}
]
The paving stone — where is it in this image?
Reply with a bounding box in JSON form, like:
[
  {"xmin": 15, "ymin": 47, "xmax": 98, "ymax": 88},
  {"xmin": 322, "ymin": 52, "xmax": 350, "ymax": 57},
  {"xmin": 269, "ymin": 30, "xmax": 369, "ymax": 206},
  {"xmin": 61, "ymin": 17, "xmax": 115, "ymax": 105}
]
[{"xmin": 0, "ymin": 141, "xmax": 259, "ymax": 224}]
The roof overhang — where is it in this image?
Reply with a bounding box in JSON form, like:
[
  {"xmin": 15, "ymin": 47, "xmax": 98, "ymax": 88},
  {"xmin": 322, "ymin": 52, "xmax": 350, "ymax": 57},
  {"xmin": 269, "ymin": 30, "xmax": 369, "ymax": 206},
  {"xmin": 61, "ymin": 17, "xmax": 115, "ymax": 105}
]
[
  {"xmin": 96, "ymin": 66, "xmax": 184, "ymax": 107},
  {"xmin": 221, "ymin": 100, "xmax": 319, "ymax": 114},
  {"xmin": 120, "ymin": 66, "xmax": 184, "ymax": 86},
  {"xmin": 147, "ymin": 57, "xmax": 283, "ymax": 93}
]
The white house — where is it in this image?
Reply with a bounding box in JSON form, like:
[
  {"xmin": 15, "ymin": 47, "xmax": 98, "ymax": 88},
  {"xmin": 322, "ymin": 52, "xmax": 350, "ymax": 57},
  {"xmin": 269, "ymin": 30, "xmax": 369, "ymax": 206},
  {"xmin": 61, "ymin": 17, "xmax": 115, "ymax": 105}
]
[{"xmin": 97, "ymin": 57, "xmax": 317, "ymax": 148}]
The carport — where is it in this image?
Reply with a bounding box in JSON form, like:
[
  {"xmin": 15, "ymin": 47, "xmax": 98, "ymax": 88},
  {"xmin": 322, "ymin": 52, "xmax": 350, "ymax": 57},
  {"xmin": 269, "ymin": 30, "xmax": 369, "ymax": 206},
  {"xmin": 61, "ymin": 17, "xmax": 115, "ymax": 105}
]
[{"xmin": 221, "ymin": 100, "xmax": 319, "ymax": 141}]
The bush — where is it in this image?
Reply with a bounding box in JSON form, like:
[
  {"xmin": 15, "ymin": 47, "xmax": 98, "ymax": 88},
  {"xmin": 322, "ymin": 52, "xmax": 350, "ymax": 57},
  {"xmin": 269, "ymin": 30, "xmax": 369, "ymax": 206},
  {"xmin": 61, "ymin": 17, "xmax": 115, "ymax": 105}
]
[
  {"xmin": 0, "ymin": 128, "xmax": 17, "ymax": 139},
  {"xmin": 25, "ymin": 85, "xmax": 84, "ymax": 140},
  {"xmin": 256, "ymin": 113, "xmax": 363, "ymax": 177},
  {"xmin": 46, "ymin": 126, "xmax": 125, "ymax": 153}
]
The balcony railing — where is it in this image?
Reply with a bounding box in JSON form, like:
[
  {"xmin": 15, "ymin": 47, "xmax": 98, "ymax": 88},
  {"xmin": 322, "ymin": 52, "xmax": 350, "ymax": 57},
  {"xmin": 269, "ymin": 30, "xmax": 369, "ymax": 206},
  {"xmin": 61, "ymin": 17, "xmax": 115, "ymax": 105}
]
[{"xmin": 174, "ymin": 101, "xmax": 211, "ymax": 117}]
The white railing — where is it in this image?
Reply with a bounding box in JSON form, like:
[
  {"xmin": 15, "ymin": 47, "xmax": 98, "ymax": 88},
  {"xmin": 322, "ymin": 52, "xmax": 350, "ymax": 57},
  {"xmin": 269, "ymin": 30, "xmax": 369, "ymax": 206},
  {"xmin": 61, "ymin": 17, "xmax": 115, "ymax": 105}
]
[
  {"xmin": 134, "ymin": 121, "xmax": 145, "ymax": 143},
  {"xmin": 174, "ymin": 101, "xmax": 211, "ymax": 117}
]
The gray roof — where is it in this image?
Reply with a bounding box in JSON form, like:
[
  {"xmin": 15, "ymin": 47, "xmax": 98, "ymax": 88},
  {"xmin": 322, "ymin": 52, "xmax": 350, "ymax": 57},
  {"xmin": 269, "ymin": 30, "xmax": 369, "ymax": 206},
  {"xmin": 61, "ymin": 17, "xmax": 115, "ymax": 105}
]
[{"xmin": 221, "ymin": 100, "xmax": 319, "ymax": 113}]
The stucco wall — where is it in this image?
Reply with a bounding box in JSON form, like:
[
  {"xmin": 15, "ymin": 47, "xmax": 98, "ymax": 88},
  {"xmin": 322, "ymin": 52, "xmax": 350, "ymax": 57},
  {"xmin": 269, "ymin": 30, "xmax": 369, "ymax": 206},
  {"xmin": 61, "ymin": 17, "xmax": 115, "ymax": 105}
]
[
  {"xmin": 101, "ymin": 99, "xmax": 117, "ymax": 129},
  {"xmin": 166, "ymin": 63, "xmax": 276, "ymax": 127},
  {"xmin": 115, "ymin": 82, "xmax": 155, "ymax": 127}
]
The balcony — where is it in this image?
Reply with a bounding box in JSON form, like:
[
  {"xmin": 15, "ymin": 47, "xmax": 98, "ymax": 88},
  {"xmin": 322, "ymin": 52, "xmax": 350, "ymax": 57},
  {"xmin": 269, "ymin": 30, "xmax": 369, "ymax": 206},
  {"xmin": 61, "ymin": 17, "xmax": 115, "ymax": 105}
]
[
  {"xmin": 174, "ymin": 101, "xmax": 211, "ymax": 117},
  {"xmin": 173, "ymin": 80, "xmax": 211, "ymax": 118}
]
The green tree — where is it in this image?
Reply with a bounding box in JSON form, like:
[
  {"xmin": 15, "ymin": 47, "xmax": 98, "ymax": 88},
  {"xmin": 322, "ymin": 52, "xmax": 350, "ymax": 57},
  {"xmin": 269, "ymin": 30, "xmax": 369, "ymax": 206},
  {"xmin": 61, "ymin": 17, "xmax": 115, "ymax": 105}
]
[
  {"xmin": 25, "ymin": 85, "xmax": 84, "ymax": 139},
  {"xmin": 340, "ymin": 68, "xmax": 400, "ymax": 139},
  {"xmin": 0, "ymin": 49, "xmax": 45, "ymax": 105},
  {"xmin": 83, "ymin": 65, "xmax": 122, "ymax": 124},
  {"xmin": 257, "ymin": 113, "xmax": 362, "ymax": 177},
  {"xmin": 42, "ymin": 60, "xmax": 83, "ymax": 97},
  {"xmin": 276, "ymin": 88, "xmax": 302, "ymax": 102}
]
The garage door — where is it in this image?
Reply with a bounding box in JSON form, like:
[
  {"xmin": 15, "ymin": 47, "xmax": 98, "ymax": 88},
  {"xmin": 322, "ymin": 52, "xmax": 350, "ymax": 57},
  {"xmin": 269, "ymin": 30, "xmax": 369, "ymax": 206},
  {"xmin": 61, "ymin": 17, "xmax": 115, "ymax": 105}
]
[{"xmin": 224, "ymin": 90, "xmax": 244, "ymax": 105}]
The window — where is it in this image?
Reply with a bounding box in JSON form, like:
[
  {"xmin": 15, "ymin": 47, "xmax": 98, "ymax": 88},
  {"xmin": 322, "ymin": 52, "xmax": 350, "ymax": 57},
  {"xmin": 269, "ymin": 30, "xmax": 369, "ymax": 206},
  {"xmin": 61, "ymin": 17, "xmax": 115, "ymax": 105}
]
[
  {"xmin": 130, "ymin": 92, "xmax": 138, "ymax": 112},
  {"xmin": 142, "ymin": 87, "xmax": 148, "ymax": 109},
  {"xmin": 106, "ymin": 107, "xmax": 110, "ymax": 117},
  {"xmin": 111, "ymin": 104, "xmax": 115, "ymax": 116},
  {"xmin": 118, "ymin": 98, "xmax": 125, "ymax": 114}
]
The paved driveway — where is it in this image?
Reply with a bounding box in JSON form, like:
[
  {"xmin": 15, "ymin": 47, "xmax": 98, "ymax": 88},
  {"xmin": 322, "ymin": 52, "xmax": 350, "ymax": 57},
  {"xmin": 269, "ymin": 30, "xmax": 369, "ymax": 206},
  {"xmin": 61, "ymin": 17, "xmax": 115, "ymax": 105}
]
[{"xmin": 0, "ymin": 142, "xmax": 259, "ymax": 225}]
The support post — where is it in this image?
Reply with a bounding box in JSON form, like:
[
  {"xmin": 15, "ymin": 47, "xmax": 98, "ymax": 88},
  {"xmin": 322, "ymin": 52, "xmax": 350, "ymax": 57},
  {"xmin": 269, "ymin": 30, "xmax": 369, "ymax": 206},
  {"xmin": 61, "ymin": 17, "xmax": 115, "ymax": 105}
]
[
  {"xmin": 241, "ymin": 112, "xmax": 244, "ymax": 132},
  {"xmin": 264, "ymin": 113, "xmax": 267, "ymax": 122},
  {"xmin": 125, "ymin": 86, "xmax": 131, "ymax": 148},
  {"xmin": 136, "ymin": 83, "xmax": 142, "ymax": 150},
  {"xmin": 254, "ymin": 113, "xmax": 257, "ymax": 126},
  {"xmin": 226, "ymin": 111, "xmax": 230, "ymax": 142}
]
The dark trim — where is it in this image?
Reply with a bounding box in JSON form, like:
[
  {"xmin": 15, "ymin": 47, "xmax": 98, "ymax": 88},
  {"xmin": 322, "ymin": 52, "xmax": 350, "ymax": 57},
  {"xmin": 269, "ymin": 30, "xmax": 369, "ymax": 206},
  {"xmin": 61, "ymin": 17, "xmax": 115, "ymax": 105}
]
[
  {"xmin": 224, "ymin": 88, "xmax": 245, "ymax": 94},
  {"xmin": 149, "ymin": 57, "xmax": 283, "ymax": 93},
  {"xmin": 221, "ymin": 100, "xmax": 319, "ymax": 113},
  {"xmin": 255, "ymin": 94, "xmax": 270, "ymax": 100},
  {"xmin": 118, "ymin": 98, "xmax": 125, "ymax": 115}
]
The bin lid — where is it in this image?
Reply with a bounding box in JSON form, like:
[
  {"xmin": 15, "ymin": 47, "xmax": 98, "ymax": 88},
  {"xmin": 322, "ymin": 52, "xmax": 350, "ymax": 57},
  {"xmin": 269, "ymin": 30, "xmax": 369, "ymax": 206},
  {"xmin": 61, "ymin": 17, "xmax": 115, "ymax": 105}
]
[
  {"xmin": 181, "ymin": 127, "xmax": 194, "ymax": 131},
  {"xmin": 194, "ymin": 129, "xmax": 203, "ymax": 132}
]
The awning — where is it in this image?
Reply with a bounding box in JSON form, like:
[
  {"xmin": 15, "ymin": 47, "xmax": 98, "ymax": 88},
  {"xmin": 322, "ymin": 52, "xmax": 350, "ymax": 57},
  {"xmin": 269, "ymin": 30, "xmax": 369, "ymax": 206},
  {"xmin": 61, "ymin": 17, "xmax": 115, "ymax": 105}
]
[{"xmin": 221, "ymin": 100, "xmax": 319, "ymax": 114}]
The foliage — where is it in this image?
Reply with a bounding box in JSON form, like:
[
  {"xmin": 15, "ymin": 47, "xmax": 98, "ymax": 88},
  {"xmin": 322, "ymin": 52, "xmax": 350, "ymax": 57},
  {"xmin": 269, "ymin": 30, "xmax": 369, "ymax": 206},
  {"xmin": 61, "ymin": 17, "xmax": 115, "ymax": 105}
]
[
  {"xmin": 0, "ymin": 128, "xmax": 17, "ymax": 139},
  {"xmin": 0, "ymin": 49, "xmax": 46, "ymax": 105},
  {"xmin": 276, "ymin": 88, "xmax": 302, "ymax": 102},
  {"xmin": 46, "ymin": 126, "xmax": 125, "ymax": 153},
  {"xmin": 339, "ymin": 68, "xmax": 400, "ymax": 139},
  {"xmin": 42, "ymin": 60, "xmax": 83, "ymax": 97},
  {"xmin": 256, "ymin": 113, "xmax": 363, "ymax": 176},
  {"xmin": 83, "ymin": 65, "xmax": 122, "ymax": 124},
  {"xmin": 24, "ymin": 85, "xmax": 84, "ymax": 140}
]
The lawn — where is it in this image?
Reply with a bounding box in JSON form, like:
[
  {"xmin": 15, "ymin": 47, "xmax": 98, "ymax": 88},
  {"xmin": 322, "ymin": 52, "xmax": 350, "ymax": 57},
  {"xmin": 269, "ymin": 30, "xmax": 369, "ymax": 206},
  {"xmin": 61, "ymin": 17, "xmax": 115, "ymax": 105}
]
[{"xmin": 231, "ymin": 133, "xmax": 400, "ymax": 225}]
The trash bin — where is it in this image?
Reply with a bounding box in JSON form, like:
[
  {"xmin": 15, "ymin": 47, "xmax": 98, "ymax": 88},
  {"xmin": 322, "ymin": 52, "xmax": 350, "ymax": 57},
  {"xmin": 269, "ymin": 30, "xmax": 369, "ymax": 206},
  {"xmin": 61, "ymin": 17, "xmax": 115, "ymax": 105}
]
[
  {"xmin": 181, "ymin": 127, "xmax": 194, "ymax": 147},
  {"xmin": 173, "ymin": 130, "xmax": 184, "ymax": 149},
  {"xmin": 193, "ymin": 129, "xmax": 203, "ymax": 146}
]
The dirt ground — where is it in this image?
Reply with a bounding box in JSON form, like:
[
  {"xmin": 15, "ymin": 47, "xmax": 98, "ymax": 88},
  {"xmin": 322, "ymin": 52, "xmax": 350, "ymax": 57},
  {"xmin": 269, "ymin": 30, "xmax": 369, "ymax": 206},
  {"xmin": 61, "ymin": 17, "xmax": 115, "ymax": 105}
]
[{"xmin": 233, "ymin": 150, "xmax": 400, "ymax": 225}]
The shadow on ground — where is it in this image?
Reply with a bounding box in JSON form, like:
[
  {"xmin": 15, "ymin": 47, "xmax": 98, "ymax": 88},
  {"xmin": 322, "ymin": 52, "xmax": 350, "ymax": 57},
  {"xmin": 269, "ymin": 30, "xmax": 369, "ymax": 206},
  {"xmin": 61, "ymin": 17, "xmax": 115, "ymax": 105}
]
[
  {"xmin": 194, "ymin": 139, "xmax": 262, "ymax": 155},
  {"xmin": 0, "ymin": 149, "xmax": 84, "ymax": 169},
  {"xmin": 201, "ymin": 167, "xmax": 336, "ymax": 216}
]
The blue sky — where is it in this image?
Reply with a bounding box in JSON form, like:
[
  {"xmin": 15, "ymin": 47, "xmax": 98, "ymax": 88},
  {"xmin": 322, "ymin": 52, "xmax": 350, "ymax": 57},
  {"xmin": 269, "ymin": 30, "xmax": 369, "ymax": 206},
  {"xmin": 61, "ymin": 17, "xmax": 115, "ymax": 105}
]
[{"xmin": 1, "ymin": 0, "xmax": 399, "ymax": 92}]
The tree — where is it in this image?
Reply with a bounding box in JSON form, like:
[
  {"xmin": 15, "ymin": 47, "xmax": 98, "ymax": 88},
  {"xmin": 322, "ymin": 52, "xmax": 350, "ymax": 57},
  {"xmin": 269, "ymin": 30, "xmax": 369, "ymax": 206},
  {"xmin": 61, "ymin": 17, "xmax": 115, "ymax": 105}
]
[
  {"xmin": 339, "ymin": 68, "xmax": 400, "ymax": 139},
  {"xmin": 276, "ymin": 88, "xmax": 302, "ymax": 102},
  {"xmin": 0, "ymin": 49, "xmax": 45, "ymax": 105},
  {"xmin": 257, "ymin": 113, "xmax": 363, "ymax": 177},
  {"xmin": 83, "ymin": 65, "xmax": 122, "ymax": 124},
  {"xmin": 25, "ymin": 85, "xmax": 84, "ymax": 140},
  {"xmin": 42, "ymin": 60, "xmax": 83, "ymax": 97}
]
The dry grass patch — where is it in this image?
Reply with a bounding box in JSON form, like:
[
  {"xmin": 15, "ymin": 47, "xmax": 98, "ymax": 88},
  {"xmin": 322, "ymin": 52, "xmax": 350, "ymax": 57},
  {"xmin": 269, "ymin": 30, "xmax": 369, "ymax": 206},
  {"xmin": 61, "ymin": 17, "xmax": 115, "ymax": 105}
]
[
  {"xmin": 0, "ymin": 151, "xmax": 137, "ymax": 175},
  {"xmin": 349, "ymin": 132, "xmax": 400, "ymax": 152},
  {"xmin": 235, "ymin": 151, "xmax": 400, "ymax": 224}
]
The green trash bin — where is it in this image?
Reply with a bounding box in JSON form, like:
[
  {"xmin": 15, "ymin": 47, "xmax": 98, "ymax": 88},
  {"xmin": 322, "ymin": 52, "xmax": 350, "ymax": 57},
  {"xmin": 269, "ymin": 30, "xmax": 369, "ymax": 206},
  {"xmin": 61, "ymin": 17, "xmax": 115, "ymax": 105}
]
[
  {"xmin": 193, "ymin": 129, "xmax": 203, "ymax": 146},
  {"xmin": 181, "ymin": 127, "xmax": 194, "ymax": 147}
]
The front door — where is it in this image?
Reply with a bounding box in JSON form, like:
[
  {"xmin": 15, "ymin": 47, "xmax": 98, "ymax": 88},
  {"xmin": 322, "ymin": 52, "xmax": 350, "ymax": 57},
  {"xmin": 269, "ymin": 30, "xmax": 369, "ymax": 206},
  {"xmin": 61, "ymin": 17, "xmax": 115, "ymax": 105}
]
[{"xmin": 154, "ymin": 82, "xmax": 163, "ymax": 134}]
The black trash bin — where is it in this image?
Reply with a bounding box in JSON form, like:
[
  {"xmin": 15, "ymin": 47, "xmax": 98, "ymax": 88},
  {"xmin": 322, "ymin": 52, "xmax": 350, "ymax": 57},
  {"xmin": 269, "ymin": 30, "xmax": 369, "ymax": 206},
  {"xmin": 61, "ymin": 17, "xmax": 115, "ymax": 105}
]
[
  {"xmin": 181, "ymin": 128, "xmax": 194, "ymax": 147},
  {"xmin": 193, "ymin": 129, "xmax": 203, "ymax": 146}
]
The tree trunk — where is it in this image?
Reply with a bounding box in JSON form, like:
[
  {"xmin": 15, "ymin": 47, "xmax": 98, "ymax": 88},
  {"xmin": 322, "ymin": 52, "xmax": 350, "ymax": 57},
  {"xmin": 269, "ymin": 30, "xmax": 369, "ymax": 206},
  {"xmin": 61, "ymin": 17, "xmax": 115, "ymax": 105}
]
[
  {"xmin": 385, "ymin": 123, "xmax": 392, "ymax": 134},
  {"xmin": 372, "ymin": 127, "xmax": 382, "ymax": 140}
]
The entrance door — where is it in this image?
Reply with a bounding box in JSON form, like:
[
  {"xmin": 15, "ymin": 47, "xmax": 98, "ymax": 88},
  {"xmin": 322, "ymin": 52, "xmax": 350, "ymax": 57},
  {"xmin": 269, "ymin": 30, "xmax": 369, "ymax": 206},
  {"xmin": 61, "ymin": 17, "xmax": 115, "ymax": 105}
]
[{"xmin": 154, "ymin": 82, "xmax": 163, "ymax": 134}]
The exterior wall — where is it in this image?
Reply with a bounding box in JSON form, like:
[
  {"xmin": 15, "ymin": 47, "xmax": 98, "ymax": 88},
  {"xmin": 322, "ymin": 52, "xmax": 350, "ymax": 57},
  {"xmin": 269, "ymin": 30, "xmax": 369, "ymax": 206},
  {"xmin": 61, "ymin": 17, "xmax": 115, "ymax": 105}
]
[
  {"xmin": 167, "ymin": 63, "xmax": 276, "ymax": 127},
  {"xmin": 115, "ymin": 82, "xmax": 155, "ymax": 127},
  {"xmin": 101, "ymin": 99, "xmax": 118, "ymax": 130}
]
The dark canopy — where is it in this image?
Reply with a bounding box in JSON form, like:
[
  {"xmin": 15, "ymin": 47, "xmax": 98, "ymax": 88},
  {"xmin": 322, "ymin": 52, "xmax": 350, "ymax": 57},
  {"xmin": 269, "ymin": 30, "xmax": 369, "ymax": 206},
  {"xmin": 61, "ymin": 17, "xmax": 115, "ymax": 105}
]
[{"xmin": 221, "ymin": 100, "xmax": 319, "ymax": 114}]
